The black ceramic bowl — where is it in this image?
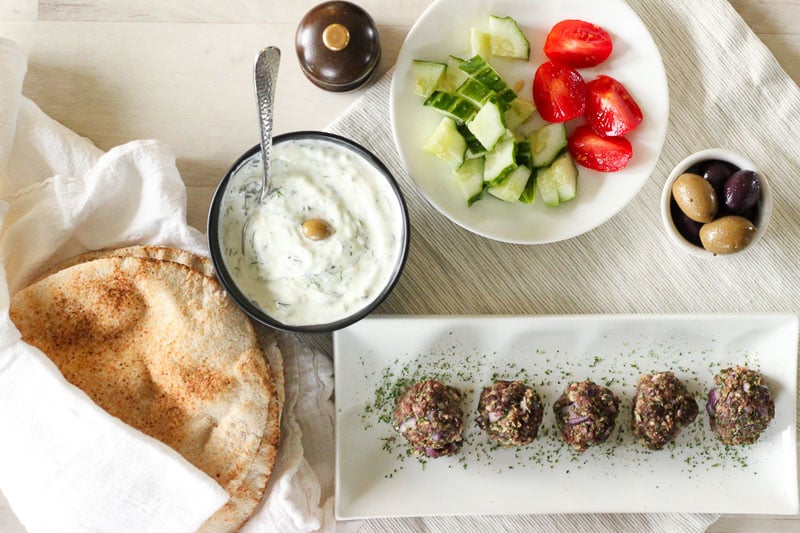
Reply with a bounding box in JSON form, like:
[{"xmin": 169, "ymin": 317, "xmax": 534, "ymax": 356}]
[{"xmin": 208, "ymin": 131, "xmax": 409, "ymax": 333}]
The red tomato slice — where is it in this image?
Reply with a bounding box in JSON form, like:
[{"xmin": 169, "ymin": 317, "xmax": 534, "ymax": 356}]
[
  {"xmin": 568, "ymin": 125, "xmax": 633, "ymax": 172},
  {"xmin": 532, "ymin": 61, "xmax": 587, "ymax": 123},
  {"xmin": 585, "ymin": 75, "xmax": 643, "ymax": 136},
  {"xmin": 544, "ymin": 19, "xmax": 613, "ymax": 69}
]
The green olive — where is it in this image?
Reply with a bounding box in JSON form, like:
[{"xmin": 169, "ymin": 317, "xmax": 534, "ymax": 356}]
[
  {"xmin": 699, "ymin": 216, "xmax": 756, "ymax": 255},
  {"xmin": 672, "ymin": 173, "xmax": 718, "ymax": 223},
  {"xmin": 301, "ymin": 218, "xmax": 334, "ymax": 241}
]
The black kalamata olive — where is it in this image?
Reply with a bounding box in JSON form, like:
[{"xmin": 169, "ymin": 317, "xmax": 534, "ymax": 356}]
[
  {"xmin": 701, "ymin": 160, "xmax": 736, "ymax": 197},
  {"xmin": 670, "ymin": 199, "xmax": 703, "ymax": 247},
  {"xmin": 724, "ymin": 169, "xmax": 761, "ymax": 214}
]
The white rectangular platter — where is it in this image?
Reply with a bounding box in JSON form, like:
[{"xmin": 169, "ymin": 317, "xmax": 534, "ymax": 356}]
[{"xmin": 334, "ymin": 314, "xmax": 799, "ymax": 519}]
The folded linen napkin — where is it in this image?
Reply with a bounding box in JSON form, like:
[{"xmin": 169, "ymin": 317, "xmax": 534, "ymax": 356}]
[
  {"xmin": 0, "ymin": 39, "xmax": 228, "ymax": 532},
  {"xmin": 0, "ymin": 36, "xmax": 343, "ymax": 533}
]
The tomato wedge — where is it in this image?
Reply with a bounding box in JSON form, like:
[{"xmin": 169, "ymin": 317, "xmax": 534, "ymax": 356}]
[
  {"xmin": 585, "ymin": 75, "xmax": 643, "ymax": 136},
  {"xmin": 568, "ymin": 125, "xmax": 632, "ymax": 172},
  {"xmin": 544, "ymin": 19, "xmax": 613, "ymax": 69},
  {"xmin": 532, "ymin": 61, "xmax": 587, "ymax": 123}
]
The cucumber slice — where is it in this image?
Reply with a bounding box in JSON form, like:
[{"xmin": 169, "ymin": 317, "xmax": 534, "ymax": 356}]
[
  {"xmin": 470, "ymin": 28, "xmax": 492, "ymax": 59},
  {"xmin": 487, "ymin": 164, "xmax": 531, "ymax": 203},
  {"xmin": 529, "ymin": 122, "xmax": 567, "ymax": 168},
  {"xmin": 483, "ymin": 138, "xmax": 516, "ymax": 186},
  {"xmin": 537, "ymin": 152, "xmax": 578, "ymax": 206},
  {"xmin": 489, "ymin": 15, "xmax": 530, "ymax": 60},
  {"xmin": 537, "ymin": 171, "xmax": 560, "ymax": 207},
  {"xmin": 423, "ymin": 91, "xmax": 479, "ymax": 122},
  {"xmin": 411, "ymin": 60, "xmax": 447, "ymax": 98},
  {"xmin": 551, "ymin": 152, "xmax": 579, "ymax": 202},
  {"xmin": 455, "ymin": 77, "xmax": 495, "ymax": 107},
  {"xmin": 466, "ymin": 100, "xmax": 506, "ymax": 151},
  {"xmin": 456, "ymin": 123, "xmax": 488, "ymax": 157},
  {"xmin": 515, "ymin": 140, "xmax": 532, "ymax": 169},
  {"xmin": 447, "ymin": 55, "xmax": 469, "ymax": 89},
  {"xmin": 423, "ymin": 117, "xmax": 466, "ymax": 168},
  {"xmin": 520, "ymin": 169, "xmax": 537, "ymax": 204},
  {"xmin": 454, "ymin": 157, "xmax": 485, "ymax": 206},
  {"xmin": 459, "ymin": 55, "xmax": 517, "ymax": 107},
  {"xmin": 504, "ymin": 97, "xmax": 535, "ymax": 130}
]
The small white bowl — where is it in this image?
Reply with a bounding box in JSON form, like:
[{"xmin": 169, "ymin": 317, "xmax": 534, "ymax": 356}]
[{"xmin": 661, "ymin": 148, "xmax": 772, "ymax": 258}]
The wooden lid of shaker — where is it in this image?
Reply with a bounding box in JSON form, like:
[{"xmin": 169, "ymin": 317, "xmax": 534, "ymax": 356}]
[{"xmin": 295, "ymin": 1, "xmax": 381, "ymax": 92}]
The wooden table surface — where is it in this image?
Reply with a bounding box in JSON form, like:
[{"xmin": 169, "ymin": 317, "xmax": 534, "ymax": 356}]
[{"xmin": 1, "ymin": 1, "xmax": 798, "ymax": 531}]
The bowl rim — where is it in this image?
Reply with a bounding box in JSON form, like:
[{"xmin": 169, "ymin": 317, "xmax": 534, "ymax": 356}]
[
  {"xmin": 660, "ymin": 148, "xmax": 772, "ymax": 258},
  {"xmin": 207, "ymin": 130, "xmax": 410, "ymax": 333}
]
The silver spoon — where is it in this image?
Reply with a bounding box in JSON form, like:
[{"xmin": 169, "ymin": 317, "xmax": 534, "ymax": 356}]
[
  {"xmin": 242, "ymin": 46, "xmax": 280, "ymax": 253},
  {"xmin": 254, "ymin": 46, "xmax": 280, "ymax": 202}
]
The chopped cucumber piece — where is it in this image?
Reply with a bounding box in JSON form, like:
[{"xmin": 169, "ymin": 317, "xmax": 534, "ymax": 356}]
[
  {"xmin": 515, "ymin": 140, "xmax": 532, "ymax": 169},
  {"xmin": 529, "ymin": 122, "xmax": 567, "ymax": 168},
  {"xmin": 456, "ymin": 123, "xmax": 488, "ymax": 157},
  {"xmin": 466, "ymin": 100, "xmax": 506, "ymax": 151},
  {"xmin": 483, "ymin": 138, "xmax": 516, "ymax": 186},
  {"xmin": 424, "ymin": 117, "xmax": 466, "ymax": 168},
  {"xmin": 552, "ymin": 152, "xmax": 579, "ymax": 202},
  {"xmin": 411, "ymin": 60, "xmax": 447, "ymax": 98},
  {"xmin": 459, "ymin": 55, "xmax": 517, "ymax": 107},
  {"xmin": 487, "ymin": 164, "xmax": 531, "ymax": 203},
  {"xmin": 470, "ymin": 28, "xmax": 492, "ymax": 59},
  {"xmin": 423, "ymin": 91, "xmax": 479, "ymax": 122},
  {"xmin": 537, "ymin": 171, "xmax": 560, "ymax": 207},
  {"xmin": 488, "ymin": 15, "xmax": 530, "ymax": 60},
  {"xmin": 537, "ymin": 152, "xmax": 578, "ymax": 206},
  {"xmin": 520, "ymin": 169, "xmax": 537, "ymax": 204},
  {"xmin": 447, "ymin": 55, "xmax": 469, "ymax": 89},
  {"xmin": 504, "ymin": 97, "xmax": 535, "ymax": 130},
  {"xmin": 454, "ymin": 157, "xmax": 485, "ymax": 206},
  {"xmin": 455, "ymin": 77, "xmax": 496, "ymax": 107}
]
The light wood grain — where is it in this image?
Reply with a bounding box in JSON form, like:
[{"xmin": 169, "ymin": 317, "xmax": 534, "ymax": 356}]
[
  {"xmin": 37, "ymin": 0, "xmax": 431, "ymax": 25},
  {"xmin": 0, "ymin": 0, "xmax": 37, "ymax": 21},
  {"xmin": 0, "ymin": 1, "xmax": 798, "ymax": 531}
]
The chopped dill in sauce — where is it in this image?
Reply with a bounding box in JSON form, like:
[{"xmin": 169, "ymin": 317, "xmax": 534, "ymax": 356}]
[{"xmin": 218, "ymin": 138, "xmax": 403, "ymax": 326}]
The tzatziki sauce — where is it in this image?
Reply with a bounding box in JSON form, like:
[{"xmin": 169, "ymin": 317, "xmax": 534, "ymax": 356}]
[{"xmin": 219, "ymin": 137, "xmax": 405, "ymax": 326}]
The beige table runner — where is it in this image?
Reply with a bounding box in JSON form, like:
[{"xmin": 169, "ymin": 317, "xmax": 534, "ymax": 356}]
[{"xmin": 325, "ymin": 0, "xmax": 800, "ymax": 531}]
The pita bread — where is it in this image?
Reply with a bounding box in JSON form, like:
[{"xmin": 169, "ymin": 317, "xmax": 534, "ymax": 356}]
[
  {"xmin": 33, "ymin": 244, "xmax": 216, "ymax": 282},
  {"xmin": 11, "ymin": 254, "xmax": 281, "ymax": 532},
  {"xmin": 35, "ymin": 245, "xmax": 286, "ymax": 415}
]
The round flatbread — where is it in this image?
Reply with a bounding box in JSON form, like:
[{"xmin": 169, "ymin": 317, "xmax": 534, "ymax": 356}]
[
  {"xmin": 11, "ymin": 255, "xmax": 281, "ymax": 532},
  {"xmin": 34, "ymin": 245, "xmax": 286, "ymax": 416},
  {"xmin": 32, "ymin": 244, "xmax": 216, "ymax": 282}
]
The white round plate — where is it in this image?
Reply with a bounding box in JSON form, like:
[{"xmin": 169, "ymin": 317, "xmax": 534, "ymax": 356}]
[{"xmin": 390, "ymin": 0, "xmax": 669, "ymax": 244}]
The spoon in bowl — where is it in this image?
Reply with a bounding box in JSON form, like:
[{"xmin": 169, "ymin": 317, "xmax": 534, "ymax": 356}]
[{"xmin": 242, "ymin": 46, "xmax": 280, "ymax": 253}]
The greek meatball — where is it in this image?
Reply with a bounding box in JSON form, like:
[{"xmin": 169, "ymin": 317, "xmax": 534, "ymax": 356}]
[
  {"xmin": 476, "ymin": 380, "xmax": 544, "ymax": 447},
  {"xmin": 631, "ymin": 371, "xmax": 698, "ymax": 450},
  {"xmin": 707, "ymin": 366, "xmax": 774, "ymax": 445},
  {"xmin": 553, "ymin": 380, "xmax": 619, "ymax": 453},
  {"xmin": 392, "ymin": 379, "xmax": 464, "ymax": 458}
]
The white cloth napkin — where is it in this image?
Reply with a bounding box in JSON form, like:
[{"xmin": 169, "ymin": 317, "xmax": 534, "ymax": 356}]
[
  {"xmin": 0, "ymin": 36, "xmax": 342, "ymax": 533},
  {"xmin": 0, "ymin": 38, "xmax": 229, "ymax": 532}
]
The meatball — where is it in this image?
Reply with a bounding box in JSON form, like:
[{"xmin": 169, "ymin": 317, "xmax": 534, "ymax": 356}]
[
  {"xmin": 392, "ymin": 379, "xmax": 464, "ymax": 458},
  {"xmin": 553, "ymin": 380, "xmax": 620, "ymax": 453},
  {"xmin": 707, "ymin": 366, "xmax": 775, "ymax": 445},
  {"xmin": 631, "ymin": 371, "xmax": 699, "ymax": 450},
  {"xmin": 476, "ymin": 380, "xmax": 544, "ymax": 447}
]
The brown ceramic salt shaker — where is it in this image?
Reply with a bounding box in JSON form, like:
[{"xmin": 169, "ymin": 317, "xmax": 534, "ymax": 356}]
[{"xmin": 295, "ymin": 1, "xmax": 381, "ymax": 92}]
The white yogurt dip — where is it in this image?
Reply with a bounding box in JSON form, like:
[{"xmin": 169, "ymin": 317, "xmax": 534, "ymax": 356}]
[{"xmin": 219, "ymin": 137, "xmax": 405, "ymax": 326}]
